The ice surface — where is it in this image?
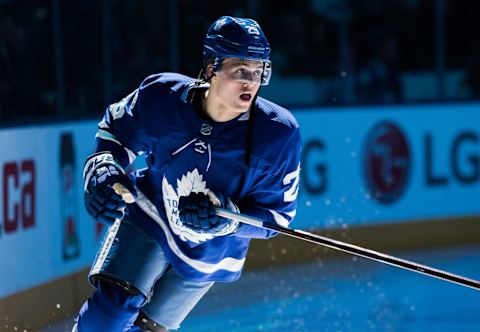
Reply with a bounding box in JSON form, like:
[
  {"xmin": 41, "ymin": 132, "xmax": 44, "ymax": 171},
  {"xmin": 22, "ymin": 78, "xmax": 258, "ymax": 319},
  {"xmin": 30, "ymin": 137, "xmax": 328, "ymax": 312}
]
[{"xmin": 38, "ymin": 245, "xmax": 480, "ymax": 331}]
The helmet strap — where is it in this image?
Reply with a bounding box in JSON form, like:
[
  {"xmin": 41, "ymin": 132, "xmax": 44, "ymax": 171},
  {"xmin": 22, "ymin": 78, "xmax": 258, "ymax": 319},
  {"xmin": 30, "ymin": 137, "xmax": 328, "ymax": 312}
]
[
  {"xmin": 196, "ymin": 67, "xmax": 215, "ymax": 85},
  {"xmin": 245, "ymin": 92, "xmax": 260, "ymax": 167}
]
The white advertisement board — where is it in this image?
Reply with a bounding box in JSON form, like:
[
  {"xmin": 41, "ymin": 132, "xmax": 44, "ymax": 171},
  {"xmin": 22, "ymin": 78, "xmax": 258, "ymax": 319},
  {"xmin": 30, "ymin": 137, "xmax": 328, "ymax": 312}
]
[
  {"xmin": 0, "ymin": 121, "xmax": 100, "ymax": 298},
  {"xmin": 295, "ymin": 103, "xmax": 480, "ymax": 229}
]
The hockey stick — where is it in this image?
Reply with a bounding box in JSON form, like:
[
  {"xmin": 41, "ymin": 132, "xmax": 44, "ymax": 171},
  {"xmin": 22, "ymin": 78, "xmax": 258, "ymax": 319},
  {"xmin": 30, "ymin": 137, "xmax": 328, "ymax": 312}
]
[{"xmin": 216, "ymin": 208, "xmax": 480, "ymax": 291}]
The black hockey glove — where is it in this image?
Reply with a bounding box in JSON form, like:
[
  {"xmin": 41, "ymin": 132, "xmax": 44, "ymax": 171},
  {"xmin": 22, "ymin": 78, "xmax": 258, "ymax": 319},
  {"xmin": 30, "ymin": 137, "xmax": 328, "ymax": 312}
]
[
  {"xmin": 178, "ymin": 192, "xmax": 240, "ymax": 236},
  {"xmin": 83, "ymin": 152, "xmax": 136, "ymax": 225}
]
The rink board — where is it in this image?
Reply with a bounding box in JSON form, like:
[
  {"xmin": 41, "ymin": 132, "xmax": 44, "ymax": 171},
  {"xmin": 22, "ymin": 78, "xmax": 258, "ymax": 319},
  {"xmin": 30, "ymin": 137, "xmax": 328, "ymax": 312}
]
[
  {"xmin": 1, "ymin": 103, "xmax": 480, "ymax": 330},
  {"xmin": 294, "ymin": 102, "xmax": 480, "ymax": 229},
  {"xmin": 0, "ymin": 122, "xmax": 101, "ymax": 299}
]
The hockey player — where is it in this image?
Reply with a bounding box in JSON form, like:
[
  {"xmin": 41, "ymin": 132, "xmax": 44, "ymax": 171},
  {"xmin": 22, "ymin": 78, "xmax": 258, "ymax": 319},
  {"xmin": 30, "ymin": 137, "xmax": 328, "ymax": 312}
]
[{"xmin": 74, "ymin": 16, "xmax": 302, "ymax": 331}]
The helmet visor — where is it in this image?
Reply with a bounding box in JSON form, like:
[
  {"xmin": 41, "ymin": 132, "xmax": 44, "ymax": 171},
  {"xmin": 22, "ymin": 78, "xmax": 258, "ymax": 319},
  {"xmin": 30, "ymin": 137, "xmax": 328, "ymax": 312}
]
[{"xmin": 217, "ymin": 58, "xmax": 272, "ymax": 86}]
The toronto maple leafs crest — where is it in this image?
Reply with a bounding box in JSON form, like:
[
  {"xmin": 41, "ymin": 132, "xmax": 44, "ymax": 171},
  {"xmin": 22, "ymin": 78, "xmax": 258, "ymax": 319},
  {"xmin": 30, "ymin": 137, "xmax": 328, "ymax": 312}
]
[{"xmin": 162, "ymin": 168, "xmax": 216, "ymax": 243}]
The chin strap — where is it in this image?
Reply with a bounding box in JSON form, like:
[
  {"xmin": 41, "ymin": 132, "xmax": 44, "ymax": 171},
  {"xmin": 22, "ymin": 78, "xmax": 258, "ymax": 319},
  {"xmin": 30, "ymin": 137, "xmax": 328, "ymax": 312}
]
[
  {"xmin": 245, "ymin": 93, "xmax": 258, "ymax": 167},
  {"xmin": 196, "ymin": 67, "xmax": 215, "ymax": 85}
]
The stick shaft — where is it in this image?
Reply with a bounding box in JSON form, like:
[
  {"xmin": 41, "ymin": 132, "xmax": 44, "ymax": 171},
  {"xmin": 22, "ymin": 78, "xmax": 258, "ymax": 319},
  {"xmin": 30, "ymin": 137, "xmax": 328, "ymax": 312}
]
[{"xmin": 216, "ymin": 208, "xmax": 480, "ymax": 291}]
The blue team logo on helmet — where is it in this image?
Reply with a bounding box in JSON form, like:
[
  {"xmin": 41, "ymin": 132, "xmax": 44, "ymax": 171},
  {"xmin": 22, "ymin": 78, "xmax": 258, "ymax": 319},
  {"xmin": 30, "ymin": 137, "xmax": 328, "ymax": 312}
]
[{"xmin": 203, "ymin": 16, "xmax": 272, "ymax": 85}]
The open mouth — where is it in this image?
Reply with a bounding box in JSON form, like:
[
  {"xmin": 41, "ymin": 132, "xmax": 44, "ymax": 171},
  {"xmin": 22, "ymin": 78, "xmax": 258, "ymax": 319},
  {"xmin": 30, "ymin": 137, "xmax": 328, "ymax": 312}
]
[{"xmin": 240, "ymin": 93, "xmax": 252, "ymax": 101}]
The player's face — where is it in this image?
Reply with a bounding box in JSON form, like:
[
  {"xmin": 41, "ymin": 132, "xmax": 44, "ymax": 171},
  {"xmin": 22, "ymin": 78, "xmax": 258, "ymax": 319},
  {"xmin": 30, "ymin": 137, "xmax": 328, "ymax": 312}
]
[{"xmin": 212, "ymin": 58, "xmax": 262, "ymax": 112}]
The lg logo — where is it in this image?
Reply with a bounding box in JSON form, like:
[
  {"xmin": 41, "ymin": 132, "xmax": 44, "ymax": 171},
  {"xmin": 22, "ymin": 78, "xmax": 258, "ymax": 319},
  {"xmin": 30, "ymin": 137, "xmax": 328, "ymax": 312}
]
[
  {"xmin": 1, "ymin": 159, "xmax": 36, "ymax": 235},
  {"xmin": 363, "ymin": 122, "xmax": 411, "ymax": 204}
]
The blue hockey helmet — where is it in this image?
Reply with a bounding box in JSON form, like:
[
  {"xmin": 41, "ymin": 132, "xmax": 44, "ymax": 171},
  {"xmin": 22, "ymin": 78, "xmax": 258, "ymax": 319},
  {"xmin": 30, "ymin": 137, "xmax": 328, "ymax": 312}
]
[{"xmin": 203, "ymin": 16, "xmax": 272, "ymax": 85}]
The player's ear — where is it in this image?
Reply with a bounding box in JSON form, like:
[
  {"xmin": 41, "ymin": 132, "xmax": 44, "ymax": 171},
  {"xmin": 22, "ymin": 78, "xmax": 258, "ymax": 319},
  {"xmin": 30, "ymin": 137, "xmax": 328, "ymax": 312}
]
[{"xmin": 206, "ymin": 63, "xmax": 214, "ymax": 77}]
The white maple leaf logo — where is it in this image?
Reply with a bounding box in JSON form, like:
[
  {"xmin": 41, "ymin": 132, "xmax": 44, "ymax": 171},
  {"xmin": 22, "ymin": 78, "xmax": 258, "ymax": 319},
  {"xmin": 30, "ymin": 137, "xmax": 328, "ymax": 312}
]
[
  {"xmin": 162, "ymin": 169, "xmax": 214, "ymax": 243},
  {"xmin": 176, "ymin": 169, "xmax": 207, "ymax": 196}
]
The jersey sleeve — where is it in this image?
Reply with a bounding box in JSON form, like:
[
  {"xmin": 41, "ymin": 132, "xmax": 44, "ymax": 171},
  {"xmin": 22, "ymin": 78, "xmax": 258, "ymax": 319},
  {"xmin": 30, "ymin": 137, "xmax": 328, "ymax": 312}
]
[
  {"xmin": 234, "ymin": 127, "xmax": 302, "ymax": 239},
  {"xmin": 95, "ymin": 87, "xmax": 148, "ymax": 169}
]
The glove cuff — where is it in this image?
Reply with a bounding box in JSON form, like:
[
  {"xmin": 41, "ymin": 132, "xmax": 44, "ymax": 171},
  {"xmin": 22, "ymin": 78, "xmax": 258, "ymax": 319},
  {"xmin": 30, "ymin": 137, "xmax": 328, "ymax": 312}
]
[
  {"xmin": 83, "ymin": 151, "xmax": 125, "ymax": 192},
  {"xmin": 213, "ymin": 197, "xmax": 241, "ymax": 236}
]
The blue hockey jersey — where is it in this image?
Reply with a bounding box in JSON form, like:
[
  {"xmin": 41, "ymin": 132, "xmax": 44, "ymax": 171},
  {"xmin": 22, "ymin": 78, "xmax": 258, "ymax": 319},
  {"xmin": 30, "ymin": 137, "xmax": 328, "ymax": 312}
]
[{"xmin": 95, "ymin": 73, "xmax": 302, "ymax": 282}]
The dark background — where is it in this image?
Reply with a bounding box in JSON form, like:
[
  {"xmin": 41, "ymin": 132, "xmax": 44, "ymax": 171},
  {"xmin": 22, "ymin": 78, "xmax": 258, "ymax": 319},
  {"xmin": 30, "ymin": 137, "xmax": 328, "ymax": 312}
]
[{"xmin": 1, "ymin": 0, "xmax": 479, "ymax": 124}]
